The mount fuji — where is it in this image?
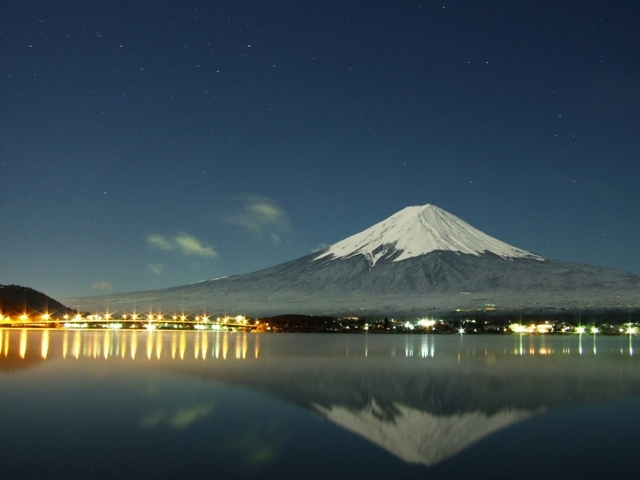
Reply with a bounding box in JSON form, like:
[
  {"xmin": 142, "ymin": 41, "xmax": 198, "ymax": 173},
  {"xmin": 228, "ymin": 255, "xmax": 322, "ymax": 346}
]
[{"xmin": 67, "ymin": 204, "xmax": 640, "ymax": 316}]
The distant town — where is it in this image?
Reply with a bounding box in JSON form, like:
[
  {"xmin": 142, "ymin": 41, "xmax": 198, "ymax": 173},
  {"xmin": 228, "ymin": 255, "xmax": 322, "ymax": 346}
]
[{"xmin": 0, "ymin": 310, "xmax": 638, "ymax": 336}]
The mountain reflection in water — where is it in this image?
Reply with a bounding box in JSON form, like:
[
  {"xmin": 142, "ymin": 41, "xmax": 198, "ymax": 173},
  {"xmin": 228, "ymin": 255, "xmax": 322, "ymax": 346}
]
[{"xmin": 1, "ymin": 329, "xmax": 640, "ymax": 478}]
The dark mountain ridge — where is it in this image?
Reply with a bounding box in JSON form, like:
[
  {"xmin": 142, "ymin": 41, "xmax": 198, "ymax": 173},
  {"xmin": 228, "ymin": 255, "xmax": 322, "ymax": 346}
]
[{"xmin": 0, "ymin": 284, "xmax": 74, "ymax": 317}]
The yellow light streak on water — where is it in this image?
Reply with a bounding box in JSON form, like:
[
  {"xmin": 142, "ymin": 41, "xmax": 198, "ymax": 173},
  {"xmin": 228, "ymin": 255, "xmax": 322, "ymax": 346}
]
[
  {"xmin": 171, "ymin": 331, "xmax": 177, "ymax": 359},
  {"xmin": 254, "ymin": 335, "xmax": 259, "ymax": 359},
  {"xmin": 3, "ymin": 329, "xmax": 8, "ymax": 356},
  {"xmin": 19, "ymin": 329, "xmax": 27, "ymax": 359},
  {"xmin": 179, "ymin": 331, "xmax": 186, "ymax": 360},
  {"xmin": 194, "ymin": 332, "xmax": 201, "ymax": 359},
  {"xmin": 120, "ymin": 332, "xmax": 127, "ymax": 359},
  {"xmin": 41, "ymin": 329, "xmax": 49, "ymax": 359},
  {"xmin": 62, "ymin": 331, "xmax": 68, "ymax": 358},
  {"xmin": 92, "ymin": 332, "xmax": 100, "ymax": 359},
  {"xmin": 242, "ymin": 333, "xmax": 247, "ymax": 359},
  {"xmin": 155, "ymin": 331, "xmax": 163, "ymax": 359},
  {"xmin": 235, "ymin": 333, "xmax": 241, "ymax": 359},
  {"xmin": 202, "ymin": 332, "xmax": 209, "ymax": 360},
  {"xmin": 103, "ymin": 331, "xmax": 111, "ymax": 359},
  {"xmin": 131, "ymin": 332, "xmax": 138, "ymax": 360},
  {"xmin": 215, "ymin": 331, "xmax": 220, "ymax": 359},
  {"xmin": 146, "ymin": 332, "xmax": 153, "ymax": 360},
  {"xmin": 0, "ymin": 330, "xmax": 3, "ymax": 357},
  {"xmin": 73, "ymin": 330, "xmax": 81, "ymax": 359},
  {"xmin": 222, "ymin": 332, "xmax": 228, "ymax": 360}
]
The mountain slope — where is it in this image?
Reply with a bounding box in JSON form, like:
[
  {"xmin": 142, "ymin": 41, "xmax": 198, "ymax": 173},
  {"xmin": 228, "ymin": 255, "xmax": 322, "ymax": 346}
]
[
  {"xmin": 315, "ymin": 204, "xmax": 542, "ymax": 265},
  {"xmin": 66, "ymin": 204, "xmax": 640, "ymax": 316},
  {"xmin": 0, "ymin": 284, "xmax": 74, "ymax": 317}
]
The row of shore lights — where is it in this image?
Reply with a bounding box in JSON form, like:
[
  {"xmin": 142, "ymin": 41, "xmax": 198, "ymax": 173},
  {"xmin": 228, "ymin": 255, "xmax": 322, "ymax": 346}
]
[
  {"xmin": 509, "ymin": 323, "xmax": 637, "ymax": 335},
  {"xmin": 0, "ymin": 312, "xmax": 249, "ymax": 324}
]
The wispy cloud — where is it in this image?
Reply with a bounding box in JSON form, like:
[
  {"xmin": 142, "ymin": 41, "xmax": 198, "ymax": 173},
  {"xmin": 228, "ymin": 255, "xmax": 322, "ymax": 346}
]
[
  {"xmin": 146, "ymin": 233, "xmax": 218, "ymax": 258},
  {"xmin": 222, "ymin": 194, "xmax": 292, "ymax": 243},
  {"xmin": 147, "ymin": 263, "xmax": 164, "ymax": 275},
  {"xmin": 140, "ymin": 405, "xmax": 213, "ymax": 430},
  {"xmin": 174, "ymin": 234, "xmax": 217, "ymax": 257},
  {"xmin": 312, "ymin": 243, "xmax": 328, "ymax": 253},
  {"xmin": 91, "ymin": 281, "xmax": 113, "ymax": 291},
  {"xmin": 147, "ymin": 234, "xmax": 173, "ymax": 251}
]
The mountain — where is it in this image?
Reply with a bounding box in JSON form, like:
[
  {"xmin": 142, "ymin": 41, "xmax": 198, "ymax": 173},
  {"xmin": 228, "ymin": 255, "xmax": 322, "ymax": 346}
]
[
  {"xmin": 0, "ymin": 284, "xmax": 74, "ymax": 317},
  {"xmin": 66, "ymin": 204, "xmax": 640, "ymax": 316},
  {"xmin": 315, "ymin": 204, "xmax": 542, "ymax": 265}
]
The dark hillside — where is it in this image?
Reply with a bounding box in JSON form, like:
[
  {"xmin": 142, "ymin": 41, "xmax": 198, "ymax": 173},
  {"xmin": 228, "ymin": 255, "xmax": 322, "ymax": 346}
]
[{"xmin": 0, "ymin": 284, "xmax": 73, "ymax": 317}]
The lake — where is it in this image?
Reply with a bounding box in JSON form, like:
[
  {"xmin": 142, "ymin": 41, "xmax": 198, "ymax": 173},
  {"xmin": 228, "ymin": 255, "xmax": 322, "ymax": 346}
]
[{"xmin": 1, "ymin": 328, "xmax": 639, "ymax": 479}]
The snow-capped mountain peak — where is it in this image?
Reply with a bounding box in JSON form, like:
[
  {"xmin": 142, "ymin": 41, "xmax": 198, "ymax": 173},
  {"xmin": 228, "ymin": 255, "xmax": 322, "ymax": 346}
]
[{"xmin": 314, "ymin": 204, "xmax": 543, "ymax": 265}]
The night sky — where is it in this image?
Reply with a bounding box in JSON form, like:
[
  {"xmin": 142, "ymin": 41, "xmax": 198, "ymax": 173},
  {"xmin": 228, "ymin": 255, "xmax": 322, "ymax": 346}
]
[{"xmin": 2, "ymin": 1, "xmax": 639, "ymax": 299}]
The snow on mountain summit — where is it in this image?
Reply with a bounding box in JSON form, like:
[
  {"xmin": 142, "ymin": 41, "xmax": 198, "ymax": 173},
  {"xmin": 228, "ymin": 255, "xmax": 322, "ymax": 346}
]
[{"xmin": 314, "ymin": 204, "xmax": 543, "ymax": 265}]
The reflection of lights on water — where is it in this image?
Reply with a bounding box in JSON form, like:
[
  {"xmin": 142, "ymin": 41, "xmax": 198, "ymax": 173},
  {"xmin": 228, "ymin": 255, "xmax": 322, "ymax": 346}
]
[
  {"xmin": 194, "ymin": 332, "xmax": 201, "ymax": 359},
  {"xmin": 73, "ymin": 330, "xmax": 81, "ymax": 359},
  {"xmin": 19, "ymin": 329, "xmax": 27, "ymax": 359},
  {"xmin": 235, "ymin": 333, "xmax": 242, "ymax": 359},
  {"xmin": 120, "ymin": 332, "xmax": 127, "ymax": 359},
  {"xmin": 155, "ymin": 331, "xmax": 163, "ymax": 360},
  {"xmin": 202, "ymin": 332, "xmax": 209, "ymax": 360},
  {"xmin": 242, "ymin": 333, "xmax": 248, "ymax": 359},
  {"xmin": 62, "ymin": 331, "xmax": 68, "ymax": 358},
  {"xmin": 577, "ymin": 331, "xmax": 584, "ymax": 355},
  {"xmin": 222, "ymin": 333, "xmax": 228, "ymax": 360},
  {"xmin": 131, "ymin": 332, "xmax": 138, "ymax": 360},
  {"xmin": 179, "ymin": 331, "xmax": 186, "ymax": 360},
  {"xmin": 518, "ymin": 334, "xmax": 524, "ymax": 356},
  {"xmin": 171, "ymin": 331, "xmax": 177, "ymax": 360},
  {"xmin": 421, "ymin": 336, "xmax": 428, "ymax": 358},
  {"xmin": 103, "ymin": 331, "xmax": 111, "ymax": 359},
  {"xmin": 405, "ymin": 336, "xmax": 413, "ymax": 357},
  {"xmin": 9, "ymin": 328, "xmax": 636, "ymax": 362},
  {"xmin": 41, "ymin": 329, "xmax": 49, "ymax": 359},
  {"xmin": 93, "ymin": 332, "xmax": 100, "ymax": 359},
  {"xmin": 146, "ymin": 332, "xmax": 153, "ymax": 360}
]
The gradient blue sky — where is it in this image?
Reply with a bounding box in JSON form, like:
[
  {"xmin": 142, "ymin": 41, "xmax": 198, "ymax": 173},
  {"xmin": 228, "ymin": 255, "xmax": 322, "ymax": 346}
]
[{"xmin": 2, "ymin": 0, "xmax": 639, "ymax": 299}]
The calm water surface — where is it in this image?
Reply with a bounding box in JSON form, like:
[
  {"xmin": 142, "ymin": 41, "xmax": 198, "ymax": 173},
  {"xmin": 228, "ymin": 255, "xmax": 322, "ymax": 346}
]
[{"xmin": 1, "ymin": 329, "xmax": 639, "ymax": 479}]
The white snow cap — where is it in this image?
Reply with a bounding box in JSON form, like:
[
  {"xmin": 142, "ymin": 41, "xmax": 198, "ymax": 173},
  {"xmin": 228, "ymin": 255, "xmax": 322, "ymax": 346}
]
[{"xmin": 315, "ymin": 204, "xmax": 543, "ymax": 265}]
